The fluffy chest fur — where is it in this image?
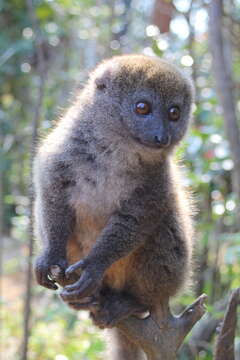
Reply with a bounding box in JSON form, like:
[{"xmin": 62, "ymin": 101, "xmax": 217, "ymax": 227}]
[
  {"xmin": 70, "ymin": 147, "xmax": 137, "ymax": 215},
  {"xmin": 68, "ymin": 143, "xmax": 140, "ymax": 255}
]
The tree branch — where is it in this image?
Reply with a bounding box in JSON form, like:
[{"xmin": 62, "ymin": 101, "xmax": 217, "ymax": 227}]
[
  {"xmin": 214, "ymin": 288, "xmax": 240, "ymax": 360},
  {"xmin": 117, "ymin": 294, "xmax": 207, "ymax": 360},
  {"xmin": 52, "ymin": 265, "xmax": 207, "ymax": 359},
  {"xmin": 181, "ymin": 294, "xmax": 231, "ymax": 358}
]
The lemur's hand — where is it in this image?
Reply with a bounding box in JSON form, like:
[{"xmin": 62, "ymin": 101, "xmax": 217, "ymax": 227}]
[
  {"xmin": 35, "ymin": 251, "xmax": 68, "ymax": 290},
  {"xmin": 60, "ymin": 259, "xmax": 104, "ymax": 301}
]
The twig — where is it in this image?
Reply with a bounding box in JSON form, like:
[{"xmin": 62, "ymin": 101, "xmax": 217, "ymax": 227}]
[
  {"xmin": 214, "ymin": 288, "xmax": 240, "ymax": 360},
  {"xmin": 181, "ymin": 294, "xmax": 230, "ymax": 358}
]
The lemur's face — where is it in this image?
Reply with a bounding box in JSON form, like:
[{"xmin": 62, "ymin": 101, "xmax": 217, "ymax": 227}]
[
  {"xmin": 120, "ymin": 81, "xmax": 192, "ymax": 150},
  {"xmin": 92, "ymin": 55, "xmax": 194, "ymax": 150}
]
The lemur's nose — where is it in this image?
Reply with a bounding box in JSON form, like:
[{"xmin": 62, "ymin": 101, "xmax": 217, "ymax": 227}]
[{"xmin": 154, "ymin": 134, "xmax": 171, "ymax": 147}]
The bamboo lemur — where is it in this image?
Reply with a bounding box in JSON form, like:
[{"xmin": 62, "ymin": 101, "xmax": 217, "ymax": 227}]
[{"xmin": 34, "ymin": 55, "xmax": 194, "ymax": 332}]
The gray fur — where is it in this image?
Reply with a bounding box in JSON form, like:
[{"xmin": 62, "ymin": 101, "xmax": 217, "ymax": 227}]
[{"xmin": 34, "ymin": 55, "xmax": 195, "ymax": 340}]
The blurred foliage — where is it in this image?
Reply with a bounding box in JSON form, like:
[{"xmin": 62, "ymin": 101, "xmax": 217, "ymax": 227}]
[{"xmin": 1, "ymin": 0, "xmax": 240, "ymax": 359}]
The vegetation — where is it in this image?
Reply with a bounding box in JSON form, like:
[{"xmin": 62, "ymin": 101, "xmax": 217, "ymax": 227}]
[{"xmin": 1, "ymin": 0, "xmax": 240, "ymax": 359}]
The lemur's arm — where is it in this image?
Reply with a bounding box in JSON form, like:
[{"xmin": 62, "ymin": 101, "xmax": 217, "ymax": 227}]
[
  {"xmin": 34, "ymin": 154, "xmax": 75, "ymax": 289},
  {"xmin": 61, "ymin": 184, "xmax": 160, "ymax": 300}
]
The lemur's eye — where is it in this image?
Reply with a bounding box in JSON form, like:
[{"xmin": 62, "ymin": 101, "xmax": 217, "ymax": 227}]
[
  {"xmin": 135, "ymin": 101, "xmax": 151, "ymax": 115},
  {"xmin": 168, "ymin": 106, "xmax": 180, "ymax": 121}
]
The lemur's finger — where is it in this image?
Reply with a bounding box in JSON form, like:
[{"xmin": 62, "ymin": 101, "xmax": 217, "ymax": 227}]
[
  {"xmin": 49, "ymin": 265, "xmax": 63, "ymax": 282},
  {"xmin": 40, "ymin": 273, "xmax": 58, "ymax": 290},
  {"xmin": 43, "ymin": 279, "xmax": 58, "ymax": 290},
  {"xmin": 35, "ymin": 264, "xmax": 58, "ymax": 290},
  {"xmin": 65, "ymin": 260, "xmax": 85, "ymax": 278},
  {"xmin": 61, "ymin": 272, "xmax": 98, "ymax": 300}
]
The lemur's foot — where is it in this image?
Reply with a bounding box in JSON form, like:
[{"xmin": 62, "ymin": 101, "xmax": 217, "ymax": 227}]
[{"xmin": 90, "ymin": 289, "xmax": 148, "ymax": 329}]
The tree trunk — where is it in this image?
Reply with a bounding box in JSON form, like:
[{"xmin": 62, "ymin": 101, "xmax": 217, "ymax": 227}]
[
  {"xmin": 208, "ymin": 0, "xmax": 240, "ymax": 204},
  {"xmin": 21, "ymin": 1, "xmax": 46, "ymax": 359}
]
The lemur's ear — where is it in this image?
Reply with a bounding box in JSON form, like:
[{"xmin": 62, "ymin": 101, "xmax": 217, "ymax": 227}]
[
  {"xmin": 95, "ymin": 81, "xmax": 106, "ymax": 90},
  {"xmin": 92, "ymin": 60, "xmax": 119, "ymax": 90}
]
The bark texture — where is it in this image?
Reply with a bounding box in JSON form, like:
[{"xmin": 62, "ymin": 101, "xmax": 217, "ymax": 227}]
[
  {"xmin": 209, "ymin": 0, "xmax": 240, "ymax": 202},
  {"xmin": 214, "ymin": 288, "xmax": 240, "ymax": 360}
]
